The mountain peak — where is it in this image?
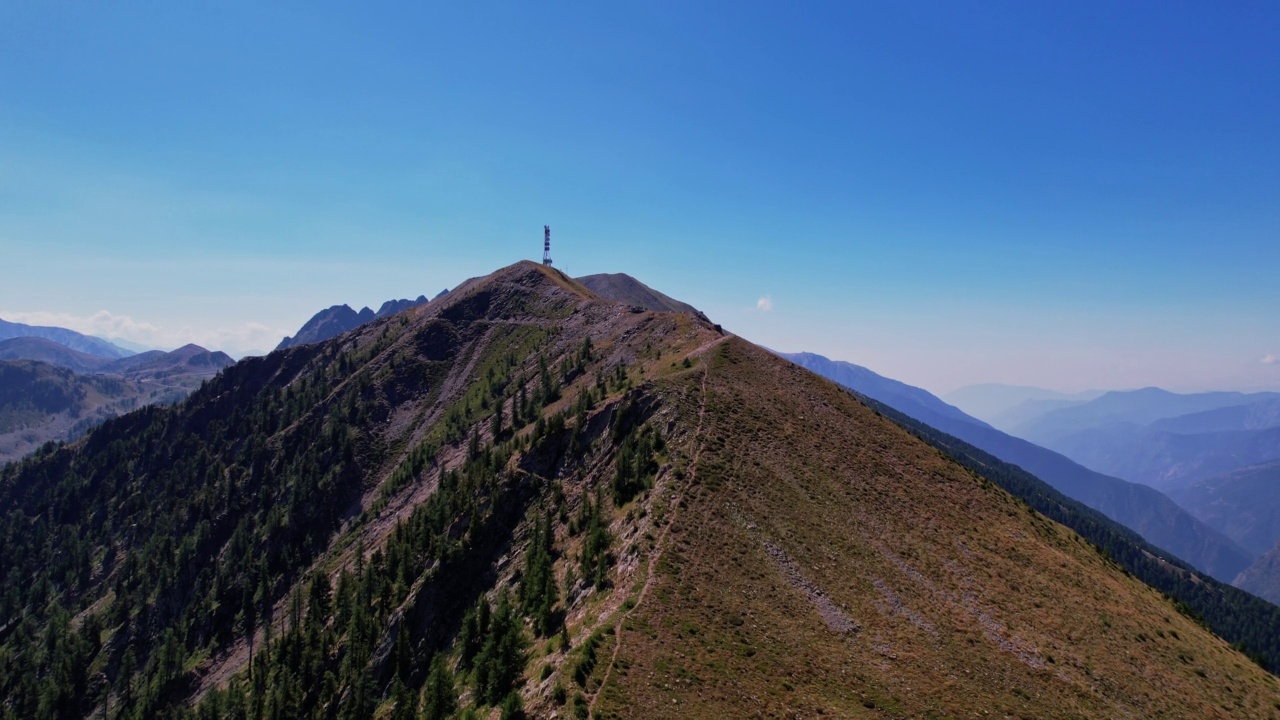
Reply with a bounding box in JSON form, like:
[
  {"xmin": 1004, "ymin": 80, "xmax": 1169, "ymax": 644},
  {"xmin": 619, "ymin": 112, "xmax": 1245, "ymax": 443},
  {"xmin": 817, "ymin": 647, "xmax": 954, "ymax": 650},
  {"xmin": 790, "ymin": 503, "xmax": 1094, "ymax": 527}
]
[{"xmin": 575, "ymin": 271, "xmax": 703, "ymax": 316}]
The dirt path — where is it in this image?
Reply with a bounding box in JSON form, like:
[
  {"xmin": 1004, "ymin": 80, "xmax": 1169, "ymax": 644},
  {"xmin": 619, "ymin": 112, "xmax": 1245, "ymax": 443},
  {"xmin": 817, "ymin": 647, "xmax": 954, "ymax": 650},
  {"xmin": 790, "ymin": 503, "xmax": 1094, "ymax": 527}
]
[{"xmin": 589, "ymin": 348, "xmax": 715, "ymax": 715}]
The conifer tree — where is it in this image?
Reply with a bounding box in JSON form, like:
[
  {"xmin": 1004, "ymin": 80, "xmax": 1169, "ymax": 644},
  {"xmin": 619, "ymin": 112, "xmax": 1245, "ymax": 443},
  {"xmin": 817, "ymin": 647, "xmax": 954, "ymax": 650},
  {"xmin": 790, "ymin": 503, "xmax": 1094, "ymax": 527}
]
[{"xmin": 419, "ymin": 655, "xmax": 457, "ymax": 720}]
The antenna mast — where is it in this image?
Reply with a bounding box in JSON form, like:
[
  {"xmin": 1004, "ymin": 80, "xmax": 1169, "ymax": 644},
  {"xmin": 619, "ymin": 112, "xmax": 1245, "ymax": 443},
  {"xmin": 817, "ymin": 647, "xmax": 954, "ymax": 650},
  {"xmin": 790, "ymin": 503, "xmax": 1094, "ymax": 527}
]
[{"xmin": 543, "ymin": 225, "xmax": 553, "ymax": 266}]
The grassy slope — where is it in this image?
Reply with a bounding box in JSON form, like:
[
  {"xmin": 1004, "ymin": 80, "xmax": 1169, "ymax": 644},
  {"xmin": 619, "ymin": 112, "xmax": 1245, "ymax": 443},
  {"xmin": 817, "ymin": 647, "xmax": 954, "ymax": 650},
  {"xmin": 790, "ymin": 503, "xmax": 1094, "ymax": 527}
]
[{"xmin": 592, "ymin": 339, "xmax": 1280, "ymax": 719}]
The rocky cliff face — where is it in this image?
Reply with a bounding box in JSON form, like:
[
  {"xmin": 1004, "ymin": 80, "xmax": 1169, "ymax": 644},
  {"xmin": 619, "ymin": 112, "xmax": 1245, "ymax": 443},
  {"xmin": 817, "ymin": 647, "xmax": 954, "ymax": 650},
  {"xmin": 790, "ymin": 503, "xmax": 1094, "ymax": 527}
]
[{"xmin": 276, "ymin": 295, "xmax": 431, "ymax": 350}]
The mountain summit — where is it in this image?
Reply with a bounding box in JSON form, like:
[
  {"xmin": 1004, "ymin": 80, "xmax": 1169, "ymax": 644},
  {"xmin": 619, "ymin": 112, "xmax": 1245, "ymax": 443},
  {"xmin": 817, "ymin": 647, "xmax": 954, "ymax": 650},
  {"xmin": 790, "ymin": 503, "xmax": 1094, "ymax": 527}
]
[
  {"xmin": 2, "ymin": 261, "xmax": 1278, "ymax": 719},
  {"xmin": 575, "ymin": 272, "xmax": 705, "ymax": 317}
]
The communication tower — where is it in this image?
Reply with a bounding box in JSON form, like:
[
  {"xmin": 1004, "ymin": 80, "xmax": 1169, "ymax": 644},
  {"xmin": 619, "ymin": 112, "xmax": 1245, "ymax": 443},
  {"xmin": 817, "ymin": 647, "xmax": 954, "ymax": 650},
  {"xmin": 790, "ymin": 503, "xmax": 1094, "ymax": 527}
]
[{"xmin": 543, "ymin": 225, "xmax": 553, "ymax": 266}]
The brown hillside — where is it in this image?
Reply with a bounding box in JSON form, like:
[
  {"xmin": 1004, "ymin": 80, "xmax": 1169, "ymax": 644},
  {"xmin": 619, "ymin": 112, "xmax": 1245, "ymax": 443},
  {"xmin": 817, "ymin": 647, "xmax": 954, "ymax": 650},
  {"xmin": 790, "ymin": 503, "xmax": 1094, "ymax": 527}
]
[
  {"xmin": 576, "ymin": 272, "xmax": 704, "ymax": 316},
  {"xmin": 579, "ymin": 339, "xmax": 1280, "ymax": 718}
]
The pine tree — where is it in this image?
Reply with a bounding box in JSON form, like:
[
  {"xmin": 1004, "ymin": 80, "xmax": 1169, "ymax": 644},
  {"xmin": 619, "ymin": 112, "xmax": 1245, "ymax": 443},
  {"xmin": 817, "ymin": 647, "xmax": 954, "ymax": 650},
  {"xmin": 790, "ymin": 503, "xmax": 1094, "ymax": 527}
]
[
  {"xmin": 492, "ymin": 399, "xmax": 505, "ymax": 439},
  {"xmin": 419, "ymin": 655, "xmax": 457, "ymax": 720},
  {"xmin": 520, "ymin": 511, "xmax": 558, "ymax": 636}
]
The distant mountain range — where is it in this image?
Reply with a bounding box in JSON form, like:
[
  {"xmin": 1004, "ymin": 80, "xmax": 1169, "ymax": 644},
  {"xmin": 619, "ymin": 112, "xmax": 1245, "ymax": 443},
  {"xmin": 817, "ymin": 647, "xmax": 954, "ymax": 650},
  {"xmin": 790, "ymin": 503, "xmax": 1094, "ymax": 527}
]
[
  {"xmin": 0, "ymin": 337, "xmax": 233, "ymax": 464},
  {"xmin": 0, "ymin": 336, "xmax": 116, "ymax": 373},
  {"xmin": 276, "ymin": 295, "xmax": 431, "ymax": 350},
  {"xmin": 944, "ymin": 383, "xmax": 1105, "ymax": 428},
  {"xmin": 1013, "ymin": 387, "xmax": 1280, "ymax": 448},
  {"xmin": 950, "ymin": 384, "xmax": 1280, "ymax": 605},
  {"xmin": 0, "ymin": 336, "xmax": 232, "ymax": 380},
  {"xmin": 1047, "ymin": 422, "xmax": 1280, "ymax": 494},
  {"xmin": 0, "ymin": 317, "xmax": 136, "ymax": 359},
  {"xmin": 1172, "ymin": 460, "xmax": 1280, "ymax": 557},
  {"xmin": 778, "ymin": 351, "xmax": 1254, "ymax": 583}
]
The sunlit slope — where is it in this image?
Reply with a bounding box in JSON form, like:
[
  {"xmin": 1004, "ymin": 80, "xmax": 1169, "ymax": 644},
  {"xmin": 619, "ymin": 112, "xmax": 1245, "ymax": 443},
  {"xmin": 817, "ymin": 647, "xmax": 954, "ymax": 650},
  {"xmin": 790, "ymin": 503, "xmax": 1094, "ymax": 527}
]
[{"xmin": 592, "ymin": 339, "xmax": 1280, "ymax": 718}]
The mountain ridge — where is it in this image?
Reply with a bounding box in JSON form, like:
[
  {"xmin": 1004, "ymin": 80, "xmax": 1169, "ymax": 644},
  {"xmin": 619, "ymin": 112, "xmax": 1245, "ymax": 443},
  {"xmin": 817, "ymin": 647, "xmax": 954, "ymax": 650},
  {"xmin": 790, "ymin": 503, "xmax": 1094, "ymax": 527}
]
[
  {"xmin": 575, "ymin": 272, "xmax": 705, "ymax": 317},
  {"xmin": 276, "ymin": 294, "xmax": 430, "ymax": 350},
  {"xmin": 0, "ymin": 336, "xmax": 115, "ymax": 373},
  {"xmin": 0, "ymin": 317, "xmax": 136, "ymax": 359},
  {"xmin": 3, "ymin": 261, "xmax": 1278, "ymax": 718}
]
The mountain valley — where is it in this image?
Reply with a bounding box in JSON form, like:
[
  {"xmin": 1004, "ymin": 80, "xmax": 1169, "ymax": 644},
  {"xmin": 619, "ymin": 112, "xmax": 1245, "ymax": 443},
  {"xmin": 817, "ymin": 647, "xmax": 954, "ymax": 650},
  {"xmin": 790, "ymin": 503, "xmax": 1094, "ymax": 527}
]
[{"xmin": 0, "ymin": 342, "xmax": 233, "ymax": 463}]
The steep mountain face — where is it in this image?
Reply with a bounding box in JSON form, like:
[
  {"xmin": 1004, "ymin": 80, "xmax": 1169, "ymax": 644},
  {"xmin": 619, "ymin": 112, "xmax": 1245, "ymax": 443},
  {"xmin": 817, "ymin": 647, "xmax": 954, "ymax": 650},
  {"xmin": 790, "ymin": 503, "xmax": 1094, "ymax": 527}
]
[
  {"xmin": 0, "ymin": 344, "xmax": 234, "ymax": 464},
  {"xmin": 276, "ymin": 296, "xmax": 430, "ymax": 350},
  {"xmin": 0, "ymin": 317, "xmax": 135, "ymax": 359},
  {"xmin": 782, "ymin": 351, "xmax": 1253, "ymax": 582},
  {"xmin": 276, "ymin": 304, "xmax": 367, "ymax": 350},
  {"xmin": 576, "ymin": 273, "xmax": 705, "ymax": 316},
  {"xmin": 859, "ymin": 394, "xmax": 1280, "ymax": 675},
  {"xmin": 594, "ymin": 342, "xmax": 1280, "ymax": 718},
  {"xmin": 2, "ymin": 263, "xmax": 1278, "ymax": 720},
  {"xmin": 376, "ymin": 296, "xmax": 429, "ymax": 317}
]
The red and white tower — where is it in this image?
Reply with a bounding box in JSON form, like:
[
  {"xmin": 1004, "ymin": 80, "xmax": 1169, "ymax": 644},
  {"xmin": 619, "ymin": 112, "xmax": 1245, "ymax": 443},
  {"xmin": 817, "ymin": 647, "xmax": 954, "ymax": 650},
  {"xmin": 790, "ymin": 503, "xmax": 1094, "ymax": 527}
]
[{"xmin": 543, "ymin": 225, "xmax": 553, "ymax": 266}]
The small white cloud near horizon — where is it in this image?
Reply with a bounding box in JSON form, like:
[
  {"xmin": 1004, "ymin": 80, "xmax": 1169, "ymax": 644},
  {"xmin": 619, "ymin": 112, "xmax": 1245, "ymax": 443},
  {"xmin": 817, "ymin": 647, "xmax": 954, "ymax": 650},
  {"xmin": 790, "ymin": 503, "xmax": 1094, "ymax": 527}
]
[
  {"xmin": 1263, "ymin": 354, "xmax": 1279, "ymax": 365},
  {"xmin": 1, "ymin": 309, "xmax": 283, "ymax": 358},
  {"xmin": 756, "ymin": 295, "xmax": 774, "ymax": 312}
]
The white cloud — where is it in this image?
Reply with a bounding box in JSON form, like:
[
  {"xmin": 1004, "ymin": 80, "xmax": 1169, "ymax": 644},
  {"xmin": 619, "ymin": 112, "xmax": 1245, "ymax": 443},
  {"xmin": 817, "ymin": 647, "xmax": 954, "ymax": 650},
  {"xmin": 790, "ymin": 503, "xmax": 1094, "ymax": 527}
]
[
  {"xmin": 756, "ymin": 295, "xmax": 774, "ymax": 312},
  {"xmin": 1262, "ymin": 354, "xmax": 1279, "ymax": 365},
  {"xmin": 0, "ymin": 309, "xmax": 283, "ymax": 358}
]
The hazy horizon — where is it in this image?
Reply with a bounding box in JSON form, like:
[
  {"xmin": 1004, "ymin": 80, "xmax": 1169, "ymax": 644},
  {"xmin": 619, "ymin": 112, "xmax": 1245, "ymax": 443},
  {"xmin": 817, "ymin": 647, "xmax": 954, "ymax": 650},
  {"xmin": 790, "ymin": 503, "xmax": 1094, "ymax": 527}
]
[{"xmin": 4, "ymin": 3, "xmax": 1278, "ymax": 396}]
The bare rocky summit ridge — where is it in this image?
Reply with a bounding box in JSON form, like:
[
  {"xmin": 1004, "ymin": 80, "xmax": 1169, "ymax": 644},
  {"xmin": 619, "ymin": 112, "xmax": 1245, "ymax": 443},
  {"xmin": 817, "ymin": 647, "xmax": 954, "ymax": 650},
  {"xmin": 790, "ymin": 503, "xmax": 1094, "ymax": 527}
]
[{"xmin": 277, "ymin": 294, "xmax": 430, "ymax": 350}]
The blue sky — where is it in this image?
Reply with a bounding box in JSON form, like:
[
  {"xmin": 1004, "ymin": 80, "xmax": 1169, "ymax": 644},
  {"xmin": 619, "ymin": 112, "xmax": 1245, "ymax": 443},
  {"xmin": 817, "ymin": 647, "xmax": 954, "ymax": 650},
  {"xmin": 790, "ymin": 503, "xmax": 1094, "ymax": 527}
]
[{"xmin": 2, "ymin": 2, "xmax": 1278, "ymax": 393}]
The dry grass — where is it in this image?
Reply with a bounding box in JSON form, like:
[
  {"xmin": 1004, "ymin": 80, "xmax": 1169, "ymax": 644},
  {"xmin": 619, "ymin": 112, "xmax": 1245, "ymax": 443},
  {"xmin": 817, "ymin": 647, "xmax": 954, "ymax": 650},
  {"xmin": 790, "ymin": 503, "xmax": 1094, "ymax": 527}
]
[{"xmin": 589, "ymin": 338, "xmax": 1280, "ymax": 719}]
